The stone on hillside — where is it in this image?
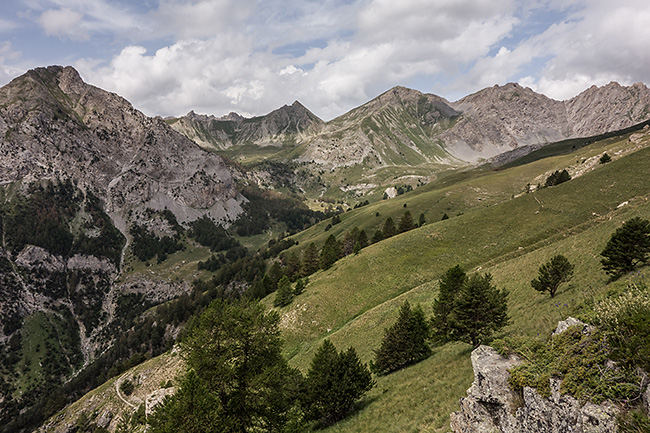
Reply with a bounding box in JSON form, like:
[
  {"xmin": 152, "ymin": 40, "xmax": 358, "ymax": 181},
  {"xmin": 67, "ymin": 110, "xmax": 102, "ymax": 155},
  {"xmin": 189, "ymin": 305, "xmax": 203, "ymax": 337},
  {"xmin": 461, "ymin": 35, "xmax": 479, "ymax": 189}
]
[{"xmin": 450, "ymin": 341, "xmax": 619, "ymax": 433}]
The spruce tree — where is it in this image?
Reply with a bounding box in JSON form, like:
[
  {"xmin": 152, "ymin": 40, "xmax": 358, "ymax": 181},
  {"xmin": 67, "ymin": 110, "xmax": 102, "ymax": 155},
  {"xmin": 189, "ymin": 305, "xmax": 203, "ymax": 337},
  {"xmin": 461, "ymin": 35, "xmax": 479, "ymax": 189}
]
[
  {"xmin": 294, "ymin": 277, "xmax": 307, "ymax": 296},
  {"xmin": 303, "ymin": 340, "xmax": 373, "ymax": 426},
  {"xmin": 450, "ymin": 273, "xmax": 509, "ymax": 347},
  {"xmin": 301, "ymin": 242, "xmax": 320, "ymax": 276},
  {"xmin": 320, "ymin": 235, "xmax": 342, "ymax": 270},
  {"xmin": 431, "ymin": 265, "xmax": 466, "ymax": 343},
  {"xmin": 373, "ymin": 301, "xmax": 431, "ymax": 375},
  {"xmin": 601, "ymin": 217, "xmax": 650, "ymax": 278},
  {"xmin": 382, "ymin": 217, "xmax": 397, "ymax": 238},
  {"xmin": 371, "ymin": 229, "xmax": 384, "ymax": 244},
  {"xmin": 418, "ymin": 213, "xmax": 426, "ymax": 227},
  {"xmin": 398, "ymin": 211, "xmax": 414, "ymax": 233},
  {"xmin": 356, "ymin": 229, "xmax": 368, "ymax": 249},
  {"xmin": 274, "ymin": 276, "xmax": 294, "ymax": 307}
]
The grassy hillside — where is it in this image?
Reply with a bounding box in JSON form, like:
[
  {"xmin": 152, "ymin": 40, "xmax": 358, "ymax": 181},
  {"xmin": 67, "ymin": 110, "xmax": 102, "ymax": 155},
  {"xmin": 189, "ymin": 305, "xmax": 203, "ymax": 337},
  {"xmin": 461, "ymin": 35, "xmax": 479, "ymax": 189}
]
[
  {"xmin": 266, "ymin": 133, "xmax": 650, "ymax": 431},
  {"xmin": 43, "ymin": 130, "xmax": 650, "ymax": 432}
]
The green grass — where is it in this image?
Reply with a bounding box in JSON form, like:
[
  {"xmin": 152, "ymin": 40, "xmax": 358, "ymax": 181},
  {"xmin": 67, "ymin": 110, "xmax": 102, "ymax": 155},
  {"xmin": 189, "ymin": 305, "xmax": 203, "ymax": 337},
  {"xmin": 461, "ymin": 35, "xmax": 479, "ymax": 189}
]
[{"xmin": 259, "ymin": 139, "xmax": 650, "ymax": 432}]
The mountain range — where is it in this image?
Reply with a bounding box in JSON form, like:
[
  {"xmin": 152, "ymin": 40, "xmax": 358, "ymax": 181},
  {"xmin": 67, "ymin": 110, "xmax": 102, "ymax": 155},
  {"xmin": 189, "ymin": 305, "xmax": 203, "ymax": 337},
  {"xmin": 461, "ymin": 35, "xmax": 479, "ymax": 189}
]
[
  {"xmin": 1, "ymin": 65, "xmax": 649, "ymax": 433},
  {"xmin": 169, "ymin": 80, "xmax": 650, "ymax": 166}
]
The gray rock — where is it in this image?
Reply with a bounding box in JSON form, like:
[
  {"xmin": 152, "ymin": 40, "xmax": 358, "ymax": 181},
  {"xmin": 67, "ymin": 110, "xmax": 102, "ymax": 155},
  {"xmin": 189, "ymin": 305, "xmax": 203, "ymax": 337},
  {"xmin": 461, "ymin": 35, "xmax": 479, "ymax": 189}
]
[
  {"xmin": 552, "ymin": 317, "xmax": 593, "ymax": 336},
  {"xmin": 450, "ymin": 344, "xmax": 619, "ymax": 433},
  {"xmin": 96, "ymin": 410, "xmax": 112, "ymax": 428}
]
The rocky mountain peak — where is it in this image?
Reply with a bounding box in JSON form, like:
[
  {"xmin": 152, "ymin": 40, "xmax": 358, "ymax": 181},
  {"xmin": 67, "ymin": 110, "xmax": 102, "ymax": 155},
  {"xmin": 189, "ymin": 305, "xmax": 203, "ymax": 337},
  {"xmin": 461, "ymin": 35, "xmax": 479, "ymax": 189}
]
[{"xmin": 0, "ymin": 65, "xmax": 243, "ymax": 226}]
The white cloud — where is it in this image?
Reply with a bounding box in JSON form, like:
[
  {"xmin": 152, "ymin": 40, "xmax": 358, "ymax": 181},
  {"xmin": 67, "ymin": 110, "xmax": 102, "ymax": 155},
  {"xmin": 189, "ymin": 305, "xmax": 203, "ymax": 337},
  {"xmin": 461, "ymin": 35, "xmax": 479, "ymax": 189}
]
[
  {"xmin": 30, "ymin": 0, "xmax": 648, "ymax": 119},
  {"xmin": 38, "ymin": 7, "xmax": 86, "ymax": 39},
  {"xmin": 442, "ymin": 0, "xmax": 650, "ymax": 101}
]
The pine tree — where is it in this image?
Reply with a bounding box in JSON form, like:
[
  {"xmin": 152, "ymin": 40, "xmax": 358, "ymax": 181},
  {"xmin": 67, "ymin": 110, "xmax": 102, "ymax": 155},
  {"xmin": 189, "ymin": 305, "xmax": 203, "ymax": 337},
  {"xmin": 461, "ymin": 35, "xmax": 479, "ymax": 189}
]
[
  {"xmin": 342, "ymin": 228, "xmax": 359, "ymax": 256},
  {"xmin": 601, "ymin": 217, "xmax": 650, "ymax": 278},
  {"xmin": 148, "ymin": 300, "xmax": 302, "ymax": 433},
  {"xmin": 356, "ymin": 229, "xmax": 368, "ymax": 249},
  {"xmin": 382, "ymin": 217, "xmax": 397, "ymax": 238},
  {"xmin": 450, "ymin": 273, "xmax": 509, "ymax": 347},
  {"xmin": 274, "ymin": 276, "xmax": 294, "ymax": 307},
  {"xmin": 320, "ymin": 235, "xmax": 342, "ymax": 270},
  {"xmin": 431, "ymin": 265, "xmax": 466, "ymax": 343},
  {"xmin": 373, "ymin": 301, "xmax": 431, "ymax": 375},
  {"xmin": 284, "ymin": 252, "xmax": 301, "ymax": 281},
  {"xmin": 531, "ymin": 254, "xmax": 574, "ymax": 297},
  {"xmin": 294, "ymin": 277, "xmax": 307, "ymax": 296},
  {"xmin": 301, "ymin": 242, "xmax": 320, "ymax": 276},
  {"xmin": 418, "ymin": 213, "xmax": 426, "ymax": 227},
  {"xmin": 398, "ymin": 211, "xmax": 414, "ymax": 233},
  {"xmin": 303, "ymin": 340, "xmax": 373, "ymax": 426},
  {"xmin": 371, "ymin": 229, "xmax": 384, "ymax": 244}
]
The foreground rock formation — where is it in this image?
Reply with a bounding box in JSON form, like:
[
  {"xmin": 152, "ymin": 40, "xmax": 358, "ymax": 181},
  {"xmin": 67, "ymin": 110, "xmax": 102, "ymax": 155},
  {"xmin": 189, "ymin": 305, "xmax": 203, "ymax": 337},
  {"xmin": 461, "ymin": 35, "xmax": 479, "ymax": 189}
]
[{"xmin": 450, "ymin": 319, "xmax": 623, "ymax": 433}]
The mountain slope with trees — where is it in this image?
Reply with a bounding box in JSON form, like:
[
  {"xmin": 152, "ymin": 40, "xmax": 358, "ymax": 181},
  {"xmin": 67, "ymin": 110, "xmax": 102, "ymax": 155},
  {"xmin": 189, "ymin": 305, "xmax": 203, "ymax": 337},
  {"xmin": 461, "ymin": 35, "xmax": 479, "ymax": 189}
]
[{"xmin": 39, "ymin": 122, "xmax": 650, "ymax": 432}]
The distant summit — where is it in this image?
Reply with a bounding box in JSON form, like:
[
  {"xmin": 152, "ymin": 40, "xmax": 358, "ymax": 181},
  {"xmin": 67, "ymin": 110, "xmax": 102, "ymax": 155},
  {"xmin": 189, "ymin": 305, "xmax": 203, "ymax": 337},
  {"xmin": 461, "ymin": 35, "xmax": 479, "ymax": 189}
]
[{"xmin": 168, "ymin": 99, "xmax": 323, "ymax": 149}]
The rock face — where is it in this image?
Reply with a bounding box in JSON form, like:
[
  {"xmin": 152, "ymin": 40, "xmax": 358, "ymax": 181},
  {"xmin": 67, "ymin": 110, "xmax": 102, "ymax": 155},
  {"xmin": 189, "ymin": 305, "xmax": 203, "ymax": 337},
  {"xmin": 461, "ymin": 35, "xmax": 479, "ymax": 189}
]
[
  {"xmin": 0, "ymin": 66, "xmax": 243, "ymax": 227},
  {"xmin": 450, "ymin": 341, "xmax": 619, "ymax": 433}
]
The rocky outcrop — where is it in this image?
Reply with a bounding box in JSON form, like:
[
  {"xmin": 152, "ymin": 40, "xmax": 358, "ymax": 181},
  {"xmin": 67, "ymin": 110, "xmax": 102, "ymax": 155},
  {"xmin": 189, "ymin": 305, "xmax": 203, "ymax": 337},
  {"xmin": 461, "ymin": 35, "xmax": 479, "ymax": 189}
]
[{"xmin": 450, "ymin": 320, "xmax": 621, "ymax": 433}]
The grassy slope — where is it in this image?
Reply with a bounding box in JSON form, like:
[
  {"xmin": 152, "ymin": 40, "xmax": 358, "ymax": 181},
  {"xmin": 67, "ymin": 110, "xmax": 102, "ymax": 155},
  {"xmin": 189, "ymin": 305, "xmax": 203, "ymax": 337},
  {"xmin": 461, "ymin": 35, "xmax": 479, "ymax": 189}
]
[
  {"xmin": 45, "ymin": 131, "xmax": 650, "ymax": 432},
  {"xmin": 265, "ymin": 135, "xmax": 650, "ymax": 432}
]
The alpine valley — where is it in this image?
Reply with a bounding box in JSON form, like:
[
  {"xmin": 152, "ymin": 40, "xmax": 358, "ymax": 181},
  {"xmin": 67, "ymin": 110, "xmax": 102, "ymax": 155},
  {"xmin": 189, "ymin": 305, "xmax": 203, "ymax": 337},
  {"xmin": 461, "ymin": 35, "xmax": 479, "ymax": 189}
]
[{"xmin": 1, "ymin": 65, "xmax": 650, "ymax": 433}]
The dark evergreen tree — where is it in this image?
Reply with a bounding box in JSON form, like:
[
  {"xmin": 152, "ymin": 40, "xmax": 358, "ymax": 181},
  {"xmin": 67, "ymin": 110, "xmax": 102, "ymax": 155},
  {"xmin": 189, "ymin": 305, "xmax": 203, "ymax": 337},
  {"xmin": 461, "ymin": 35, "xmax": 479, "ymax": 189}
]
[
  {"xmin": 301, "ymin": 242, "xmax": 321, "ymax": 277},
  {"xmin": 599, "ymin": 153, "xmax": 612, "ymax": 164},
  {"xmin": 372, "ymin": 301, "xmax": 431, "ymax": 375},
  {"xmin": 284, "ymin": 252, "xmax": 302, "ymax": 281},
  {"xmin": 449, "ymin": 273, "xmax": 509, "ymax": 347},
  {"xmin": 601, "ymin": 217, "xmax": 650, "ymax": 278},
  {"xmin": 418, "ymin": 213, "xmax": 426, "ymax": 227},
  {"xmin": 398, "ymin": 211, "xmax": 414, "ymax": 233},
  {"xmin": 371, "ymin": 229, "xmax": 384, "ymax": 244},
  {"xmin": 356, "ymin": 229, "xmax": 368, "ymax": 249},
  {"xmin": 342, "ymin": 228, "xmax": 359, "ymax": 256},
  {"xmin": 544, "ymin": 169, "xmax": 571, "ymax": 187},
  {"xmin": 431, "ymin": 265, "xmax": 467, "ymax": 343},
  {"xmin": 382, "ymin": 217, "xmax": 397, "ymax": 238},
  {"xmin": 274, "ymin": 276, "xmax": 294, "ymax": 307},
  {"xmin": 266, "ymin": 261, "xmax": 284, "ymax": 291},
  {"xmin": 531, "ymin": 254, "xmax": 574, "ymax": 297},
  {"xmin": 320, "ymin": 235, "xmax": 342, "ymax": 270},
  {"xmin": 303, "ymin": 340, "xmax": 373, "ymax": 427},
  {"xmin": 441, "ymin": 213, "xmax": 449, "ymax": 221},
  {"xmin": 294, "ymin": 277, "xmax": 307, "ymax": 296},
  {"xmin": 148, "ymin": 300, "xmax": 302, "ymax": 433}
]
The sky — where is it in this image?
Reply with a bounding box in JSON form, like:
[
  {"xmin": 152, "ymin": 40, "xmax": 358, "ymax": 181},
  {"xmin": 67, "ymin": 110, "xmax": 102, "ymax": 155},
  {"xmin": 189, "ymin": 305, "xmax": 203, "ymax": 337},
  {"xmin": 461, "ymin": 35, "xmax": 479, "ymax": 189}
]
[{"xmin": 0, "ymin": 0, "xmax": 649, "ymax": 120}]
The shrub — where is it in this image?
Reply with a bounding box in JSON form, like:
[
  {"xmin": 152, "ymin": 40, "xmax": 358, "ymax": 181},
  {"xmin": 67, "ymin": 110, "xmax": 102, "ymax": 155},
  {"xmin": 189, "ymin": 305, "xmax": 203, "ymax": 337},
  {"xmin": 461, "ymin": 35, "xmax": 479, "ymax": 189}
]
[
  {"xmin": 119, "ymin": 379, "xmax": 134, "ymax": 396},
  {"xmin": 544, "ymin": 169, "xmax": 571, "ymax": 187}
]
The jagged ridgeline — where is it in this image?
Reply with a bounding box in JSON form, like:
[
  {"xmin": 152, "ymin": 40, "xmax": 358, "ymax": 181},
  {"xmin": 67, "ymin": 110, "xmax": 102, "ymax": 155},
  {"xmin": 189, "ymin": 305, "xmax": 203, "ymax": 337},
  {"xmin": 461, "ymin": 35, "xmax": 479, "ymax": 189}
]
[{"xmin": 167, "ymin": 80, "xmax": 650, "ymax": 204}]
